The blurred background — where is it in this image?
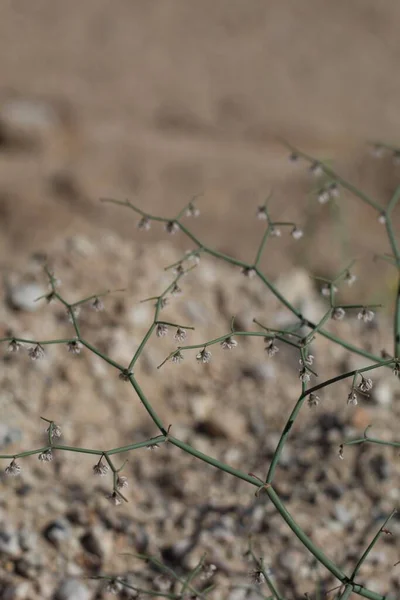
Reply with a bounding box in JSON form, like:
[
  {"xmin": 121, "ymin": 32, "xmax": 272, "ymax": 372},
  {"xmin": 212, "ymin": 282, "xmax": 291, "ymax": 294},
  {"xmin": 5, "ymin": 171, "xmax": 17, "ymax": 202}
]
[
  {"xmin": 0, "ymin": 0, "xmax": 399, "ymax": 285},
  {"xmin": 1, "ymin": 2, "xmax": 400, "ymax": 599}
]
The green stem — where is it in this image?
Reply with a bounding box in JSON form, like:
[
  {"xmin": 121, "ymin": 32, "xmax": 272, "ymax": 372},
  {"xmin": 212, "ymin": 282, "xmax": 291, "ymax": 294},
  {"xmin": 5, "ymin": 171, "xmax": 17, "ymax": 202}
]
[{"xmin": 350, "ymin": 510, "xmax": 396, "ymax": 580}]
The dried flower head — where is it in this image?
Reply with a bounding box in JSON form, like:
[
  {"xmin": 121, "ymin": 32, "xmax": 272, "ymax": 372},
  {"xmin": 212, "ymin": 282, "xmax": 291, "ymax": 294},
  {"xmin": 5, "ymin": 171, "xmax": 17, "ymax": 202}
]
[
  {"xmin": 332, "ymin": 307, "xmax": 346, "ymax": 321},
  {"xmin": 92, "ymin": 297, "xmax": 104, "ymax": 311},
  {"xmin": 221, "ymin": 336, "xmax": 238, "ymax": 350},
  {"xmin": 116, "ymin": 476, "xmax": 128, "ymax": 490},
  {"xmin": 291, "ymin": 226, "xmax": 303, "ymax": 240},
  {"xmin": 171, "ymin": 350, "xmax": 184, "ymax": 364},
  {"xmin": 347, "ymin": 390, "xmax": 358, "ymax": 406},
  {"xmin": 174, "ymin": 328, "xmax": 187, "ymax": 342},
  {"xmin": 93, "ymin": 459, "xmax": 109, "ymax": 476},
  {"xmin": 242, "ymin": 266, "xmax": 256, "ymax": 278},
  {"xmin": 47, "ymin": 423, "xmax": 62, "ymax": 440},
  {"xmin": 28, "ymin": 344, "xmax": 45, "ymax": 361},
  {"xmin": 186, "ymin": 202, "xmax": 200, "ymax": 218},
  {"xmin": 38, "ymin": 449, "xmax": 53, "ymax": 462},
  {"xmin": 156, "ymin": 323, "xmax": 168, "ymax": 338},
  {"xmin": 137, "ymin": 216, "xmax": 151, "ymax": 231},
  {"xmin": 308, "ymin": 393, "xmax": 320, "ymax": 408},
  {"xmin": 299, "ymin": 368, "xmax": 311, "ymax": 383},
  {"xmin": 358, "ymin": 376, "xmax": 373, "ymax": 394},
  {"xmin": 357, "ymin": 307, "xmax": 375, "ymax": 323},
  {"xmin": 196, "ymin": 349, "xmax": 212, "ymax": 364},
  {"xmin": 107, "ymin": 492, "xmax": 122, "ymax": 506},
  {"xmin": 265, "ymin": 339, "xmax": 279, "ymax": 357},
  {"xmin": 165, "ymin": 220, "xmax": 179, "ymax": 235},
  {"xmin": 5, "ymin": 459, "xmax": 21, "ymax": 476},
  {"xmin": 67, "ymin": 340, "xmax": 82, "ymax": 355},
  {"xmin": 119, "ymin": 369, "xmax": 133, "ymax": 382},
  {"xmin": 317, "ymin": 189, "xmax": 330, "ymax": 204},
  {"xmin": 256, "ymin": 205, "xmax": 268, "ymax": 220},
  {"xmin": 7, "ymin": 339, "xmax": 21, "ymax": 353},
  {"xmin": 249, "ymin": 569, "xmax": 265, "ymax": 585}
]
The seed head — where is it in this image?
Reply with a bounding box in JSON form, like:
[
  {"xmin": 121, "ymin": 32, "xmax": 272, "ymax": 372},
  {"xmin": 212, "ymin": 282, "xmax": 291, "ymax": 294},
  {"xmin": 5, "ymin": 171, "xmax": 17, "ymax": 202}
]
[
  {"xmin": 28, "ymin": 344, "xmax": 45, "ymax": 361},
  {"xmin": 221, "ymin": 336, "xmax": 238, "ymax": 350},
  {"xmin": 137, "ymin": 216, "xmax": 151, "ymax": 231},
  {"xmin": 357, "ymin": 307, "xmax": 375, "ymax": 323},
  {"xmin": 92, "ymin": 297, "xmax": 104, "ymax": 311},
  {"xmin": 5, "ymin": 459, "xmax": 21, "ymax": 476},
  {"xmin": 165, "ymin": 220, "xmax": 179, "ymax": 235},
  {"xmin": 332, "ymin": 307, "xmax": 345, "ymax": 321},
  {"xmin": 156, "ymin": 323, "xmax": 168, "ymax": 338},
  {"xmin": 67, "ymin": 340, "xmax": 83, "ymax": 355},
  {"xmin": 171, "ymin": 350, "xmax": 184, "ymax": 364},
  {"xmin": 93, "ymin": 460, "xmax": 109, "ymax": 476},
  {"xmin": 291, "ymin": 226, "xmax": 303, "ymax": 240},
  {"xmin": 38, "ymin": 449, "xmax": 53, "ymax": 462},
  {"xmin": 265, "ymin": 339, "xmax": 279, "ymax": 357},
  {"xmin": 7, "ymin": 339, "xmax": 21, "ymax": 353},
  {"xmin": 174, "ymin": 328, "xmax": 187, "ymax": 342},
  {"xmin": 196, "ymin": 349, "xmax": 212, "ymax": 364},
  {"xmin": 308, "ymin": 393, "xmax": 320, "ymax": 408},
  {"xmin": 347, "ymin": 390, "xmax": 358, "ymax": 406}
]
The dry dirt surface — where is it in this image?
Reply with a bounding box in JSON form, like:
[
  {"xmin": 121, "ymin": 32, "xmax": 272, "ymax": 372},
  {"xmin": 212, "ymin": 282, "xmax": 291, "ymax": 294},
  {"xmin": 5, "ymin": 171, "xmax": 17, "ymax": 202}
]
[{"xmin": 1, "ymin": 1, "xmax": 400, "ymax": 599}]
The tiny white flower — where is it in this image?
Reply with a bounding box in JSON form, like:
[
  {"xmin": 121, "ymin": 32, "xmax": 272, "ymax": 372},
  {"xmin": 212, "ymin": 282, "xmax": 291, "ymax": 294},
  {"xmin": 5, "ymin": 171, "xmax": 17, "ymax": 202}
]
[
  {"xmin": 67, "ymin": 340, "xmax": 82, "ymax": 355},
  {"xmin": 92, "ymin": 297, "xmax": 104, "ymax": 311},
  {"xmin": 317, "ymin": 189, "xmax": 330, "ymax": 204},
  {"xmin": 249, "ymin": 569, "xmax": 265, "ymax": 585},
  {"xmin": 358, "ymin": 376, "xmax": 373, "ymax": 394},
  {"xmin": 107, "ymin": 492, "xmax": 122, "ymax": 506},
  {"xmin": 242, "ymin": 267, "xmax": 256, "ymax": 278},
  {"xmin": 137, "ymin": 216, "xmax": 151, "ymax": 231},
  {"xmin": 186, "ymin": 203, "xmax": 200, "ymax": 218},
  {"xmin": 378, "ymin": 213, "xmax": 386, "ymax": 224},
  {"xmin": 321, "ymin": 283, "xmax": 337, "ymax": 297},
  {"xmin": 357, "ymin": 307, "xmax": 375, "ymax": 323},
  {"xmin": 171, "ymin": 283, "xmax": 182, "ymax": 296},
  {"xmin": 221, "ymin": 336, "xmax": 238, "ymax": 350},
  {"xmin": 28, "ymin": 344, "xmax": 45, "ymax": 361},
  {"xmin": 159, "ymin": 297, "xmax": 168, "ymax": 310},
  {"xmin": 310, "ymin": 162, "xmax": 323, "ymax": 177},
  {"xmin": 171, "ymin": 350, "xmax": 184, "ymax": 364},
  {"xmin": 174, "ymin": 328, "xmax": 187, "ymax": 342},
  {"xmin": 256, "ymin": 205, "xmax": 268, "ymax": 220},
  {"xmin": 345, "ymin": 271, "xmax": 357, "ymax": 286},
  {"xmin": 93, "ymin": 460, "xmax": 109, "ymax": 476},
  {"xmin": 300, "ymin": 354, "xmax": 314, "ymax": 367},
  {"xmin": 165, "ymin": 220, "xmax": 179, "ymax": 235},
  {"xmin": 332, "ymin": 307, "xmax": 345, "ymax": 321},
  {"xmin": 67, "ymin": 306, "xmax": 80, "ymax": 323},
  {"xmin": 347, "ymin": 390, "xmax": 358, "ymax": 406},
  {"xmin": 106, "ymin": 579, "xmax": 123, "ymax": 594},
  {"xmin": 156, "ymin": 324, "xmax": 168, "ymax": 338},
  {"xmin": 47, "ymin": 423, "xmax": 62, "ymax": 440},
  {"xmin": 308, "ymin": 393, "xmax": 320, "ymax": 408},
  {"xmin": 265, "ymin": 339, "xmax": 279, "ymax": 357},
  {"xmin": 201, "ymin": 563, "xmax": 217, "ymax": 581},
  {"xmin": 7, "ymin": 340, "xmax": 21, "ymax": 353},
  {"xmin": 328, "ymin": 182, "xmax": 340, "ymax": 198},
  {"xmin": 291, "ymin": 227, "xmax": 303, "ymax": 240},
  {"xmin": 5, "ymin": 459, "xmax": 21, "ymax": 476},
  {"xmin": 299, "ymin": 368, "xmax": 311, "ymax": 383},
  {"xmin": 38, "ymin": 449, "xmax": 53, "ymax": 462},
  {"xmin": 196, "ymin": 349, "xmax": 212, "ymax": 364},
  {"xmin": 270, "ymin": 226, "xmax": 281, "ymax": 237},
  {"xmin": 116, "ymin": 476, "xmax": 128, "ymax": 490}
]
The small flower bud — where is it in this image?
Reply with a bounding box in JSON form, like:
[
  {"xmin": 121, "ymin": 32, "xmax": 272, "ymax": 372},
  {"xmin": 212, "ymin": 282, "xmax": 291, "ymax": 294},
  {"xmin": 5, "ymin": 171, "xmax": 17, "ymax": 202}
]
[
  {"xmin": 291, "ymin": 226, "xmax": 303, "ymax": 240},
  {"xmin": 93, "ymin": 460, "xmax": 109, "ymax": 476},
  {"xmin": 357, "ymin": 307, "xmax": 375, "ymax": 323},
  {"xmin": 221, "ymin": 336, "xmax": 238, "ymax": 350},
  {"xmin": 308, "ymin": 393, "xmax": 320, "ymax": 408},
  {"xmin": 171, "ymin": 350, "xmax": 184, "ymax": 364},
  {"xmin": 156, "ymin": 324, "xmax": 168, "ymax": 338},
  {"xmin": 165, "ymin": 220, "xmax": 179, "ymax": 235},
  {"xmin": 196, "ymin": 349, "xmax": 212, "ymax": 364},
  {"xmin": 7, "ymin": 340, "xmax": 21, "ymax": 353},
  {"xmin": 137, "ymin": 216, "xmax": 151, "ymax": 231},
  {"xmin": 28, "ymin": 344, "xmax": 45, "ymax": 361},
  {"xmin": 332, "ymin": 307, "xmax": 345, "ymax": 321},
  {"xmin": 5, "ymin": 459, "xmax": 21, "ymax": 476},
  {"xmin": 92, "ymin": 297, "xmax": 104, "ymax": 311},
  {"xmin": 67, "ymin": 340, "xmax": 83, "ymax": 355},
  {"xmin": 38, "ymin": 449, "xmax": 53, "ymax": 462},
  {"xmin": 174, "ymin": 328, "xmax": 187, "ymax": 342}
]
